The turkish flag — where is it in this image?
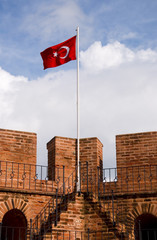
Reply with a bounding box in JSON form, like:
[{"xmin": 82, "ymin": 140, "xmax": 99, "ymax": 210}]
[{"xmin": 40, "ymin": 36, "xmax": 76, "ymax": 69}]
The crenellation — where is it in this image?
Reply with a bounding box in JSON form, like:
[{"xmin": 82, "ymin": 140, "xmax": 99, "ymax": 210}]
[{"xmin": 0, "ymin": 129, "xmax": 157, "ymax": 239}]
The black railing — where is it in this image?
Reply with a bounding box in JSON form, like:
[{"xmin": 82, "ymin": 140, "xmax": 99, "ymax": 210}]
[
  {"xmin": 0, "ymin": 160, "xmax": 64, "ymax": 193},
  {"xmin": 31, "ymin": 163, "xmax": 157, "ymax": 239},
  {"xmin": 0, "ymin": 225, "xmax": 28, "ymax": 240},
  {"xmin": 1, "ymin": 161, "xmax": 157, "ymax": 239},
  {"xmin": 102, "ymin": 164, "xmax": 157, "ymax": 195},
  {"xmin": 31, "ymin": 167, "xmax": 77, "ymax": 238},
  {"xmin": 78, "ymin": 163, "xmax": 157, "ymax": 198},
  {"xmin": 0, "ymin": 225, "xmax": 157, "ymax": 240},
  {"xmin": 1, "ymin": 160, "xmax": 156, "ymax": 196}
]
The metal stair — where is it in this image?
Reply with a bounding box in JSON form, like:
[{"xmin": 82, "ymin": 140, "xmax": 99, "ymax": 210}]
[{"xmin": 30, "ymin": 169, "xmax": 76, "ymax": 240}]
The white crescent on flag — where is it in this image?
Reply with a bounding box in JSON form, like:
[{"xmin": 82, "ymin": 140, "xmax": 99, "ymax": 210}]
[{"xmin": 59, "ymin": 46, "xmax": 70, "ymax": 59}]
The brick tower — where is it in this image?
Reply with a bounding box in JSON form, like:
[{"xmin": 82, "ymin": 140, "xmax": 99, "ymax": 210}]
[{"xmin": 0, "ymin": 128, "xmax": 156, "ymax": 240}]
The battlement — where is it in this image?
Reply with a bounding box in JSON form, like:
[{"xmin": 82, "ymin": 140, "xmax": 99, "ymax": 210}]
[
  {"xmin": 0, "ymin": 129, "xmax": 157, "ymax": 240},
  {"xmin": 47, "ymin": 136, "xmax": 103, "ymax": 180},
  {"xmin": 1, "ymin": 128, "xmax": 157, "ymax": 172},
  {"xmin": 116, "ymin": 131, "xmax": 157, "ymax": 168},
  {"xmin": 0, "ymin": 128, "xmax": 37, "ymax": 165}
]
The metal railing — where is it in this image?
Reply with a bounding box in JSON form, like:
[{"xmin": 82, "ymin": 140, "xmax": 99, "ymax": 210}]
[
  {"xmin": 1, "ymin": 161, "xmax": 157, "ymax": 240},
  {"xmin": 78, "ymin": 163, "xmax": 157, "ymax": 230},
  {"xmin": 31, "ymin": 167, "xmax": 77, "ymax": 239},
  {"xmin": 77, "ymin": 163, "xmax": 157, "ymax": 198},
  {"xmin": 0, "ymin": 225, "xmax": 157, "ymax": 240},
  {"xmin": 0, "ymin": 160, "xmax": 65, "ymax": 193},
  {"xmin": 1, "ymin": 160, "xmax": 156, "ymax": 196},
  {"xmin": 30, "ymin": 163, "xmax": 157, "ymax": 239},
  {"xmin": 102, "ymin": 164, "xmax": 157, "ymax": 195},
  {"xmin": 0, "ymin": 225, "xmax": 28, "ymax": 240}
]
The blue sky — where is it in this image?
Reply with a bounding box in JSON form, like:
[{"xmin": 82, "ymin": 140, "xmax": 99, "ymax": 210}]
[
  {"xmin": 1, "ymin": 0, "xmax": 157, "ymax": 167},
  {"xmin": 1, "ymin": 0, "xmax": 157, "ymax": 78}
]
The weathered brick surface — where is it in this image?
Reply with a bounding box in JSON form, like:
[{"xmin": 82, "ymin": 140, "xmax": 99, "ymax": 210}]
[
  {"xmin": 49, "ymin": 194, "xmax": 112, "ymax": 240},
  {"xmin": 80, "ymin": 138, "xmax": 103, "ymax": 175},
  {"xmin": 47, "ymin": 137, "xmax": 77, "ymax": 181},
  {"xmin": 0, "ymin": 191, "xmax": 51, "ymax": 224},
  {"xmin": 0, "ymin": 129, "xmax": 157, "ymax": 240},
  {"xmin": 0, "ymin": 128, "xmax": 36, "ymax": 165},
  {"xmin": 116, "ymin": 131, "xmax": 157, "ymax": 168},
  {"xmin": 47, "ymin": 137, "xmax": 103, "ymax": 182}
]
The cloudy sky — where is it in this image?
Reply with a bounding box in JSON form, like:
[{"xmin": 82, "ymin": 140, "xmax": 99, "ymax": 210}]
[{"xmin": 0, "ymin": 0, "xmax": 157, "ymax": 167}]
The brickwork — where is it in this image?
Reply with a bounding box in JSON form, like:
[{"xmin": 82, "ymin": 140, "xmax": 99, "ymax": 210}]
[
  {"xmin": 116, "ymin": 131, "xmax": 157, "ymax": 168},
  {"xmin": 0, "ymin": 128, "xmax": 157, "ymax": 240},
  {"xmin": 0, "ymin": 191, "xmax": 52, "ymax": 225},
  {"xmin": 98, "ymin": 194, "xmax": 157, "ymax": 239},
  {"xmin": 47, "ymin": 137, "xmax": 76, "ymax": 181},
  {"xmin": 0, "ymin": 128, "xmax": 37, "ymax": 165},
  {"xmin": 47, "ymin": 136, "xmax": 103, "ymax": 186},
  {"xmin": 80, "ymin": 137, "xmax": 103, "ymax": 175},
  {"xmin": 46, "ymin": 194, "xmax": 114, "ymax": 240}
]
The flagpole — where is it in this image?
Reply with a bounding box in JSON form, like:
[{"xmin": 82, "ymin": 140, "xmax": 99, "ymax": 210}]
[{"xmin": 76, "ymin": 26, "xmax": 80, "ymax": 192}]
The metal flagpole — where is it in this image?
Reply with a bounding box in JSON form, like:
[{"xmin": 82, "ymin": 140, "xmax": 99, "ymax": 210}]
[{"xmin": 76, "ymin": 26, "xmax": 80, "ymax": 192}]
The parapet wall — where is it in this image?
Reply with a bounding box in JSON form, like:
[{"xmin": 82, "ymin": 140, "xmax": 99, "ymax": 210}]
[
  {"xmin": 47, "ymin": 137, "xmax": 76, "ymax": 180},
  {"xmin": 116, "ymin": 131, "xmax": 157, "ymax": 168},
  {"xmin": 0, "ymin": 128, "xmax": 37, "ymax": 165},
  {"xmin": 0, "ymin": 129, "xmax": 157, "ymax": 239},
  {"xmin": 1, "ymin": 128, "xmax": 157, "ymax": 183},
  {"xmin": 47, "ymin": 136, "xmax": 103, "ymax": 180}
]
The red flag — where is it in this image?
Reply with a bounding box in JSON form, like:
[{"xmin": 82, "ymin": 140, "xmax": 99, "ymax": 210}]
[{"xmin": 40, "ymin": 36, "xmax": 76, "ymax": 69}]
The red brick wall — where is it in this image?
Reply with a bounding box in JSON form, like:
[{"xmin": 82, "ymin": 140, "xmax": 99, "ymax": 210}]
[
  {"xmin": 0, "ymin": 191, "xmax": 51, "ymax": 225},
  {"xmin": 47, "ymin": 137, "xmax": 76, "ymax": 181},
  {"xmin": 80, "ymin": 138, "xmax": 103, "ymax": 169},
  {"xmin": 47, "ymin": 137, "xmax": 56, "ymax": 181},
  {"xmin": 80, "ymin": 138, "xmax": 103, "ymax": 185},
  {"xmin": 0, "ymin": 129, "xmax": 157, "ymax": 240},
  {"xmin": 51, "ymin": 194, "xmax": 112, "ymax": 239},
  {"xmin": 116, "ymin": 131, "xmax": 157, "ymax": 168},
  {"xmin": 47, "ymin": 137, "xmax": 103, "ymax": 182},
  {"xmin": 0, "ymin": 129, "xmax": 37, "ymax": 165}
]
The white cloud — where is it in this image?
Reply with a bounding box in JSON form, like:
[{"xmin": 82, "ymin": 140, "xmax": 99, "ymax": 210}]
[
  {"xmin": 80, "ymin": 41, "xmax": 135, "ymax": 72},
  {"xmin": 1, "ymin": 41, "xmax": 157, "ymax": 168},
  {"xmin": 21, "ymin": 0, "xmax": 90, "ymax": 43},
  {"xmin": 121, "ymin": 32, "xmax": 138, "ymax": 41},
  {"xmin": 0, "ymin": 67, "xmax": 27, "ymax": 119},
  {"xmin": 137, "ymin": 48, "xmax": 157, "ymax": 62},
  {"xmin": 80, "ymin": 41, "xmax": 157, "ymax": 72}
]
